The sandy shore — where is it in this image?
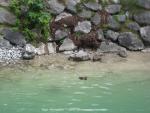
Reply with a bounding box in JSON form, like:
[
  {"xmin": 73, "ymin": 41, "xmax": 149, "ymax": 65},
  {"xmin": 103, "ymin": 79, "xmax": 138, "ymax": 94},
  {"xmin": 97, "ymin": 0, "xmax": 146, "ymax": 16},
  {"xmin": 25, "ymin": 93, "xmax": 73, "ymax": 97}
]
[{"xmin": 1, "ymin": 52, "xmax": 150, "ymax": 73}]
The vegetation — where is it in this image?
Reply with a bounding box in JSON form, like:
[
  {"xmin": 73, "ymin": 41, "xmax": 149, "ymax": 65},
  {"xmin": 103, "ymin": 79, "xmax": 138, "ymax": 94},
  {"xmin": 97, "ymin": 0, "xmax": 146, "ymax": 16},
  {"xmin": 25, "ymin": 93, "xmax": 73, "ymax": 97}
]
[{"xmin": 10, "ymin": 0, "xmax": 52, "ymax": 42}]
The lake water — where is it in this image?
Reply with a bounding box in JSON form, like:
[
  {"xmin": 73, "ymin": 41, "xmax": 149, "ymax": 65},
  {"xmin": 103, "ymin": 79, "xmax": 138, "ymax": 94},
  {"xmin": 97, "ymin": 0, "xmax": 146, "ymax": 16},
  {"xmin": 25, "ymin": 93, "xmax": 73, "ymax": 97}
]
[{"xmin": 0, "ymin": 64, "xmax": 150, "ymax": 113}]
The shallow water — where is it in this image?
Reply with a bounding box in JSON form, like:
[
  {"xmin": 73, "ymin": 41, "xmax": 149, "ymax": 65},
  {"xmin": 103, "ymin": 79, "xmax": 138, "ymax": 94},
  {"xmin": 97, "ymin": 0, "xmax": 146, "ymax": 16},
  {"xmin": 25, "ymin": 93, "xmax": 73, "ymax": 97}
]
[{"xmin": 0, "ymin": 66, "xmax": 150, "ymax": 113}]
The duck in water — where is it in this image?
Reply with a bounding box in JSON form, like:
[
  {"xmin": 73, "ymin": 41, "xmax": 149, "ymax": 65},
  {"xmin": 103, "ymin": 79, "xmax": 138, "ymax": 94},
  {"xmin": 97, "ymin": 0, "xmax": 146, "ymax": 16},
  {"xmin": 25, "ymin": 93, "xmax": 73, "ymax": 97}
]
[{"xmin": 79, "ymin": 77, "xmax": 87, "ymax": 80}]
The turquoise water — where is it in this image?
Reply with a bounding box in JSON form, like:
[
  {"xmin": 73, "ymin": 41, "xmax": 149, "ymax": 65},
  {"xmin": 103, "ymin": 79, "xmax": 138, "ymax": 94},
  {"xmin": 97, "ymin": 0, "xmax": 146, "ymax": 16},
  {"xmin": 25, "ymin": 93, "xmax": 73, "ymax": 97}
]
[{"xmin": 0, "ymin": 67, "xmax": 150, "ymax": 113}]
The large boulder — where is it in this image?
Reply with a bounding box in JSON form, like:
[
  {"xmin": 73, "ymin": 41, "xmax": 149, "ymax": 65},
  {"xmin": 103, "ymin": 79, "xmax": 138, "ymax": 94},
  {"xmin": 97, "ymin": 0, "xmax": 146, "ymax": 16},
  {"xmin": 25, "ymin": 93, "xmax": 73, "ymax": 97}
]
[
  {"xmin": 140, "ymin": 26, "xmax": 150, "ymax": 45},
  {"xmin": 75, "ymin": 21, "xmax": 92, "ymax": 33},
  {"xmin": 4, "ymin": 30, "xmax": 26, "ymax": 47},
  {"xmin": 47, "ymin": 0, "xmax": 65, "ymax": 15},
  {"xmin": 0, "ymin": 8, "xmax": 16, "ymax": 25},
  {"xmin": 137, "ymin": 0, "xmax": 150, "ymax": 9},
  {"xmin": 118, "ymin": 32, "xmax": 144, "ymax": 51},
  {"xmin": 134, "ymin": 11, "xmax": 150, "ymax": 25}
]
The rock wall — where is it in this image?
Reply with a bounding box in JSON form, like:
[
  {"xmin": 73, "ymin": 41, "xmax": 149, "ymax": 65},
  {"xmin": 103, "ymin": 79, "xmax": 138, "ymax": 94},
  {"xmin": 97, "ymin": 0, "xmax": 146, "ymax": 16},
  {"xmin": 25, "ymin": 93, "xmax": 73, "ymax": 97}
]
[{"xmin": 0, "ymin": 0, "xmax": 150, "ymax": 63}]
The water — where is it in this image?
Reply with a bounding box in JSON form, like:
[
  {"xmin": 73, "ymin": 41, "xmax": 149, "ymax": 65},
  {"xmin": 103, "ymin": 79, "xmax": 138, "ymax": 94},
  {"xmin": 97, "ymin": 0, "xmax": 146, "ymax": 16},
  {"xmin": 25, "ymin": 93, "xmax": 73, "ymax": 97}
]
[{"xmin": 0, "ymin": 67, "xmax": 150, "ymax": 113}]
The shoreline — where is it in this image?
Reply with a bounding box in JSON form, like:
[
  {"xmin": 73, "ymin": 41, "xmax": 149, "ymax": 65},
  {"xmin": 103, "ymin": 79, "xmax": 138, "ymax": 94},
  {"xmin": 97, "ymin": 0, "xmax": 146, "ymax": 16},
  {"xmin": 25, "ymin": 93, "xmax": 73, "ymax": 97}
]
[{"xmin": 1, "ymin": 52, "xmax": 150, "ymax": 72}]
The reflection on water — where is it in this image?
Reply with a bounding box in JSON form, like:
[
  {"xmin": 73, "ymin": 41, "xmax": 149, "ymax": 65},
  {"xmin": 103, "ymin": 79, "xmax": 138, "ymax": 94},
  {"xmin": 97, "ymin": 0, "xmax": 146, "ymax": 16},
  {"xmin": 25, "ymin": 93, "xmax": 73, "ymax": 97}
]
[{"xmin": 0, "ymin": 67, "xmax": 150, "ymax": 113}]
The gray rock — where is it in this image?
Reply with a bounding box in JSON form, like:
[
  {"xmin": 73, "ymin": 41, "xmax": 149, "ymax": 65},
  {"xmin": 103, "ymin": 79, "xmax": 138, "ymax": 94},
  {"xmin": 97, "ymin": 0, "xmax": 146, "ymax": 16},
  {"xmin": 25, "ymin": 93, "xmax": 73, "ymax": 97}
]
[
  {"xmin": 84, "ymin": 2, "xmax": 102, "ymax": 11},
  {"xmin": 98, "ymin": 41, "xmax": 123, "ymax": 53},
  {"xmin": 59, "ymin": 38, "xmax": 77, "ymax": 51},
  {"xmin": 118, "ymin": 48, "xmax": 128, "ymax": 58},
  {"xmin": 142, "ymin": 48, "xmax": 150, "ymax": 53},
  {"xmin": 118, "ymin": 32, "xmax": 144, "ymax": 51},
  {"xmin": 36, "ymin": 43, "xmax": 46, "ymax": 55},
  {"xmin": 91, "ymin": 13, "xmax": 101, "ymax": 25},
  {"xmin": 78, "ymin": 9, "xmax": 92, "ymax": 19},
  {"xmin": 0, "ymin": 8, "xmax": 16, "ymax": 25},
  {"xmin": 89, "ymin": 52, "xmax": 103, "ymax": 61},
  {"xmin": 140, "ymin": 26, "xmax": 150, "ymax": 45},
  {"xmin": 22, "ymin": 44, "xmax": 36, "ymax": 60},
  {"xmin": 55, "ymin": 29, "xmax": 68, "ymax": 41},
  {"xmin": 0, "ymin": 38, "xmax": 12, "ymax": 48},
  {"xmin": 0, "ymin": 0, "xmax": 10, "ymax": 6},
  {"xmin": 105, "ymin": 4, "xmax": 121, "ymax": 14},
  {"xmin": 68, "ymin": 50, "xmax": 90, "ymax": 61},
  {"xmin": 47, "ymin": 43, "xmax": 56, "ymax": 54},
  {"xmin": 97, "ymin": 29, "xmax": 105, "ymax": 41},
  {"xmin": 66, "ymin": 0, "xmax": 80, "ymax": 13},
  {"xmin": 134, "ymin": 11, "xmax": 150, "ymax": 25},
  {"xmin": 75, "ymin": 21, "xmax": 92, "ymax": 34},
  {"xmin": 107, "ymin": 16, "xmax": 121, "ymax": 31},
  {"xmin": 22, "ymin": 52, "xmax": 35, "ymax": 60},
  {"xmin": 105, "ymin": 30, "xmax": 119, "ymax": 41},
  {"xmin": 55, "ymin": 12, "xmax": 72, "ymax": 21},
  {"xmin": 24, "ymin": 44, "xmax": 36, "ymax": 54},
  {"xmin": 127, "ymin": 22, "xmax": 140, "ymax": 32},
  {"xmin": 47, "ymin": 0, "xmax": 65, "ymax": 15},
  {"xmin": 4, "ymin": 30, "xmax": 26, "ymax": 47},
  {"xmin": 137, "ymin": 0, "xmax": 150, "ymax": 9},
  {"xmin": 117, "ymin": 15, "xmax": 126, "ymax": 23}
]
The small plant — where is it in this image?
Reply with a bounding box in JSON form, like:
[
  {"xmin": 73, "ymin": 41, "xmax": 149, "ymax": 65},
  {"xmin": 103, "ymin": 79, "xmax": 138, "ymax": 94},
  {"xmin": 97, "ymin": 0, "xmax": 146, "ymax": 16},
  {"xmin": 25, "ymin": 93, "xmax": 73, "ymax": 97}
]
[{"xmin": 10, "ymin": 0, "xmax": 52, "ymax": 42}]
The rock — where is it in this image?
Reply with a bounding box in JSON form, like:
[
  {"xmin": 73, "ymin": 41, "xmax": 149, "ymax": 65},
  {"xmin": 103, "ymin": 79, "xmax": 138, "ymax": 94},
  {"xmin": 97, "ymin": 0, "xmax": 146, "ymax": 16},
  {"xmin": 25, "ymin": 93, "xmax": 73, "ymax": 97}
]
[
  {"xmin": 83, "ymin": 2, "xmax": 102, "ymax": 11},
  {"xmin": 4, "ymin": 30, "xmax": 26, "ymax": 47},
  {"xmin": 47, "ymin": 43, "xmax": 56, "ymax": 54},
  {"xmin": 36, "ymin": 43, "xmax": 47, "ymax": 55},
  {"xmin": 22, "ymin": 44, "xmax": 36, "ymax": 60},
  {"xmin": 0, "ymin": 0, "xmax": 10, "ymax": 6},
  {"xmin": 68, "ymin": 50, "xmax": 90, "ymax": 61},
  {"xmin": 134, "ymin": 11, "xmax": 150, "ymax": 25},
  {"xmin": 105, "ymin": 4, "xmax": 121, "ymax": 14},
  {"xmin": 75, "ymin": 21, "xmax": 92, "ymax": 33},
  {"xmin": 140, "ymin": 26, "xmax": 150, "ymax": 45},
  {"xmin": 47, "ymin": 0, "xmax": 65, "ymax": 15},
  {"xmin": 66, "ymin": 0, "xmax": 80, "ymax": 13},
  {"xmin": 55, "ymin": 29, "xmax": 69, "ymax": 41},
  {"xmin": 117, "ymin": 15, "xmax": 126, "ymax": 23},
  {"xmin": 97, "ymin": 29, "xmax": 105, "ymax": 41},
  {"xmin": 105, "ymin": 30, "xmax": 119, "ymax": 41},
  {"xmin": 89, "ymin": 52, "xmax": 103, "ymax": 61},
  {"xmin": 98, "ymin": 41, "xmax": 123, "ymax": 53},
  {"xmin": 78, "ymin": 9, "xmax": 92, "ymax": 19},
  {"xmin": 118, "ymin": 32, "xmax": 144, "ymax": 51},
  {"xmin": 91, "ymin": 13, "xmax": 101, "ymax": 25},
  {"xmin": 0, "ymin": 8, "xmax": 16, "ymax": 25},
  {"xmin": 24, "ymin": 44, "xmax": 36, "ymax": 54},
  {"xmin": 0, "ymin": 38, "xmax": 12, "ymax": 49},
  {"xmin": 137, "ymin": 0, "xmax": 150, "ymax": 9},
  {"xmin": 22, "ymin": 52, "xmax": 35, "ymax": 60},
  {"xmin": 59, "ymin": 38, "xmax": 77, "ymax": 51},
  {"xmin": 142, "ymin": 48, "xmax": 150, "ymax": 53},
  {"xmin": 118, "ymin": 48, "xmax": 128, "ymax": 58},
  {"xmin": 127, "ymin": 22, "xmax": 140, "ymax": 32},
  {"xmin": 107, "ymin": 16, "xmax": 121, "ymax": 31},
  {"xmin": 55, "ymin": 12, "xmax": 72, "ymax": 21}
]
